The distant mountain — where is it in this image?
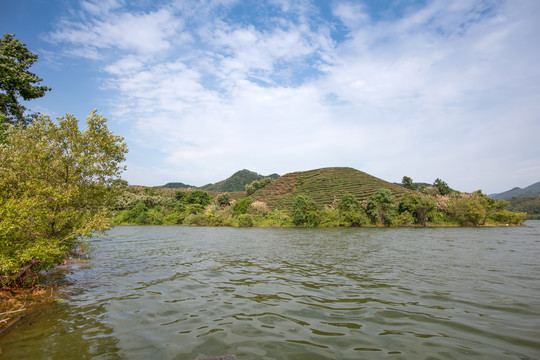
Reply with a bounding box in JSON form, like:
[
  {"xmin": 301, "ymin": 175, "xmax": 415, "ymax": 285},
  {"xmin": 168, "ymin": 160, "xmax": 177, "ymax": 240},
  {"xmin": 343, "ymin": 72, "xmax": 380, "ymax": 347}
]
[
  {"xmin": 201, "ymin": 169, "xmax": 280, "ymax": 192},
  {"xmin": 253, "ymin": 167, "xmax": 410, "ymax": 209},
  {"xmin": 489, "ymin": 182, "xmax": 540, "ymax": 200},
  {"xmin": 160, "ymin": 182, "xmax": 195, "ymax": 189}
]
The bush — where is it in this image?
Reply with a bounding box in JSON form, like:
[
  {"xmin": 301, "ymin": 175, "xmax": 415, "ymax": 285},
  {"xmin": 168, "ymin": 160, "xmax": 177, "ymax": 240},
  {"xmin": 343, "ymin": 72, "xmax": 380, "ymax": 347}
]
[
  {"xmin": 366, "ymin": 189, "xmax": 396, "ymax": 226},
  {"xmin": 237, "ymin": 214, "xmax": 253, "ymax": 227},
  {"xmin": 216, "ymin": 193, "xmax": 231, "ymax": 207},
  {"xmin": 186, "ymin": 190, "xmax": 212, "ymax": 206},
  {"xmin": 292, "ymin": 195, "xmax": 319, "ymax": 226},
  {"xmin": 233, "ymin": 197, "xmax": 253, "ymax": 215}
]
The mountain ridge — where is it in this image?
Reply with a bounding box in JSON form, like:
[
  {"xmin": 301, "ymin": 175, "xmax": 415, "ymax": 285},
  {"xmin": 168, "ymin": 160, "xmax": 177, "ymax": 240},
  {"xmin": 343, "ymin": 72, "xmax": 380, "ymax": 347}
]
[{"xmin": 489, "ymin": 182, "xmax": 540, "ymax": 200}]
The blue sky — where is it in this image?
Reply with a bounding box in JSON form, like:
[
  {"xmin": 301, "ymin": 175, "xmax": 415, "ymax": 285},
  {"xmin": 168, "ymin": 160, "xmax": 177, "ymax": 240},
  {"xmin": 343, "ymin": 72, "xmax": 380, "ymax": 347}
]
[{"xmin": 2, "ymin": 0, "xmax": 539, "ymax": 193}]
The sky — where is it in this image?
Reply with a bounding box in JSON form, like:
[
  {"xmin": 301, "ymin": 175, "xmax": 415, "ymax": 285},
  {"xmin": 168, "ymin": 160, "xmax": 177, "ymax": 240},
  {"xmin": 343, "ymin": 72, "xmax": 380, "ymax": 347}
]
[{"xmin": 2, "ymin": 0, "xmax": 539, "ymax": 194}]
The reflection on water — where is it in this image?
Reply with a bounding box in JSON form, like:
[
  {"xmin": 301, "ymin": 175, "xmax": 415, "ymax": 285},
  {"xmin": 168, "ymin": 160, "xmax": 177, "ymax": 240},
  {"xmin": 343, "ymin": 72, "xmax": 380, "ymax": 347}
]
[{"xmin": 1, "ymin": 223, "xmax": 540, "ymax": 359}]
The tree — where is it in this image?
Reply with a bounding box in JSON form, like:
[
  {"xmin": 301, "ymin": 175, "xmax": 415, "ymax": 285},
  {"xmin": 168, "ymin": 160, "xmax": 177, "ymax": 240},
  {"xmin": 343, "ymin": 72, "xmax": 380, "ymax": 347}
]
[
  {"xmin": 216, "ymin": 193, "xmax": 231, "ymax": 207},
  {"xmin": 338, "ymin": 193, "xmax": 361, "ymax": 212},
  {"xmin": 186, "ymin": 190, "xmax": 212, "ymax": 206},
  {"xmin": 0, "ymin": 110, "xmax": 127, "ymax": 284},
  {"xmin": 337, "ymin": 193, "xmax": 367, "ymax": 227},
  {"xmin": 292, "ymin": 194, "xmax": 320, "ymax": 227},
  {"xmin": 434, "ymin": 178, "xmax": 452, "ymax": 195},
  {"xmin": 245, "ymin": 177, "xmax": 274, "ymax": 196},
  {"xmin": 0, "ymin": 34, "xmax": 51, "ymax": 125},
  {"xmin": 402, "ymin": 176, "xmax": 415, "ymax": 190},
  {"xmin": 366, "ymin": 189, "xmax": 397, "ymax": 226},
  {"xmin": 398, "ymin": 193, "xmax": 436, "ymax": 226},
  {"xmin": 233, "ymin": 197, "xmax": 253, "ymax": 215}
]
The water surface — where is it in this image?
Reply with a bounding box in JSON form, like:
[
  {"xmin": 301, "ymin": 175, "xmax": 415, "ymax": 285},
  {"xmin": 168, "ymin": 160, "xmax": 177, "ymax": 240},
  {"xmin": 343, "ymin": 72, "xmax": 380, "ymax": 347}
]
[{"xmin": 1, "ymin": 222, "xmax": 540, "ymax": 359}]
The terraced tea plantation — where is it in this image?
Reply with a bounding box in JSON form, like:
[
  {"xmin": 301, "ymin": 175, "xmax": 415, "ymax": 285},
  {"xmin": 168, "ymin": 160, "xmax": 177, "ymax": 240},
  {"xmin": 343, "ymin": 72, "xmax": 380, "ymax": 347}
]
[{"xmin": 252, "ymin": 167, "xmax": 409, "ymax": 209}]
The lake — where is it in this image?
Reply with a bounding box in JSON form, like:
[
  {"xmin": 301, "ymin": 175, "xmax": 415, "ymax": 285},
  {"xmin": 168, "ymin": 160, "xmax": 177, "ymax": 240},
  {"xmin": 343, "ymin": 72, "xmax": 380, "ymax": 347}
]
[{"xmin": 1, "ymin": 222, "xmax": 540, "ymax": 359}]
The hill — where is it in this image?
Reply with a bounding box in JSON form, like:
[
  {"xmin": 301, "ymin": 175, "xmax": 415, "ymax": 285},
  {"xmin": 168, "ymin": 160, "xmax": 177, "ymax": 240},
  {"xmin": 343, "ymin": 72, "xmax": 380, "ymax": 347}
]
[
  {"xmin": 507, "ymin": 196, "xmax": 540, "ymax": 219},
  {"xmin": 201, "ymin": 169, "xmax": 280, "ymax": 192},
  {"xmin": 159, "ymin": 182, "xmax": 195, "ymax": 189},
  {"xmin": 252, "ymin": 167, "xmax": 409, "ymax": 209},
  {"xmin": 489, "ymin": 182, "xmax": 540, "ymax": 200}
]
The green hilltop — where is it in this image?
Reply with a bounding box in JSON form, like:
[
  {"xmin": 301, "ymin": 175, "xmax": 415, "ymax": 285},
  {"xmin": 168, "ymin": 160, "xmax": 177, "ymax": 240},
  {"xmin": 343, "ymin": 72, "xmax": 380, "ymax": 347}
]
[
  {"xmin": 201, "ymin": 169, "xmax": 280, "ymax": 192},
  {"xmin": 253, "ymin": 167, "xmax": 409, "ymax": 209}
]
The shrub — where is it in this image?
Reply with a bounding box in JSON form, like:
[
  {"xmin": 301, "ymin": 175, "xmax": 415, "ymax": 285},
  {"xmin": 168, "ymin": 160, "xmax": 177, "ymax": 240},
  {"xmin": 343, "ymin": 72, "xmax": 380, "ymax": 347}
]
[
  {"xmin": 186, "ymin": 190, "xmax": 212, "ymax": 206},
  {"xmin": 233, "ymin": 197, "xmax": 253, "ymax": 215},
  {"xmin": 237, "ymin": 214, "xmax": 253, "ymax": 227},
  {"xmin": 366, "ymin": 189, "xmax": 396, "ymax": 226},
  {"xmin": 292, "ymin": 195, "xmax": 319, "ymax": 226},
  {"xmin": 216, "ymin": 193, "xmax": 231, "ymax": 207}
]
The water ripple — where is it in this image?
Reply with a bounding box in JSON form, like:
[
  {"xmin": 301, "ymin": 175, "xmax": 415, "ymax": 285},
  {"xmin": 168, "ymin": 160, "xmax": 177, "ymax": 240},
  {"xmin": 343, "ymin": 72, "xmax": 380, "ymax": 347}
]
[{"xmin": 2, "ymin": 224, "xmax": 540, "ymax": 359}]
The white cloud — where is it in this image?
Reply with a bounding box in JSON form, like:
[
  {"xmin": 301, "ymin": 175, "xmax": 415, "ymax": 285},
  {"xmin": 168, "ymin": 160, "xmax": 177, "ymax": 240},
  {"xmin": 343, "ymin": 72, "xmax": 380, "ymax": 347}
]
[
  {"xmin": 51, "ymin": 6, "xmax": 183, "ymax": 56},
  {"xmin": 48, "ymin": 0, "xmax": 540, "ymax": 193}
]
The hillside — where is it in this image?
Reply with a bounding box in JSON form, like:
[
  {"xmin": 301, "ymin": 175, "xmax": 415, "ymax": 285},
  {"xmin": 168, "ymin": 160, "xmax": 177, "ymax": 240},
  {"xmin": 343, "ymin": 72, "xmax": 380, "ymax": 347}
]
[
  {"xmin": 160, "ymin": 182, "xmax": 195, "ymax": 189},
  {"xmin": 252, "ymin": 167, "xmax": 409, "ymax": 209},
  {"xmin": 489, "ymin": 182, "xmax": 540, "ymax": 200},
  {"xmin": 201, "ymin": 169, "xmax": 280, "ymax": 192},
  {"xmin": 506, "ymin": 196, "xmax": 540, "ymax": 219}
]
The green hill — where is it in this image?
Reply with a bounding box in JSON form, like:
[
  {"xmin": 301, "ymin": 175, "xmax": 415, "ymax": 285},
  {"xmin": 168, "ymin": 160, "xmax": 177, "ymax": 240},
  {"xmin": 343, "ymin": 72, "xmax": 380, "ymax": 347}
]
[
  {"xmin": 159, "ymin": 182, "xmax": 195, "ymax": 189},
  {"xmin": 252, "ymin": 167, "xmax": 409, "ymax": 209},
  {"xmin": 489, "ymin": 182, "xmax": 540, "ymax": 200},
  {"xmin": 201, "ymin": 169, "xmax": 280, "ymax": 192},
  {"xmin": 507, "ymin": 196, "xmax": 540, "ymax": 219}
]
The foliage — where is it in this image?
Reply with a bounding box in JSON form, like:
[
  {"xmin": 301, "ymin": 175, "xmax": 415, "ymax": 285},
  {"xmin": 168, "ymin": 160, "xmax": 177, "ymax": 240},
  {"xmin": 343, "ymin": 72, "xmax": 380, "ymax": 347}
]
[
  {"xmin": 202, "ymin": 169, "xmax": 279, "ymax": 192},
  {"xmin": 175, "ymin": 190, "xmax": 187, "ymax": 202},
  {"xmin": 507, "ymin": 196, "xmax": 540, "ymax": 219},
  {"xmin": 336, "ymin": 194, "xmax": 368, "ymax": 227},
  {"xmin": 366, "ymin": 189, "xmax": 397, "ymax": 226},
  {"xmin": 337, "ymin": 193, "xmax": 361, "ymax": 212},
  {"xmin": 402, "ymin": 176, "xmax": 415, "ymax": 190},
  {"xmin": 216, "ymin": 193, "xmax": 231, "ymax": 207},
  {"xmin": 398, "ymin": 193, "xmax": 436, "ymax": 226},
  {"xmin": 292, "ymin": 195, "xmax": 320, "ymax": 227},
  {"xmin": 237, "ymin": 214, "xmax": 254, "ymax": 227},
  {"xmin": 233, "ymin": 197, "xmax": 253, "ymax": 216},
  {"xmin": 246, "ymin": 177, "xmax": 275, "ymax": 196},
  {"xmin": 0, "ymin": 110, "xmax": 127, "ymax": 282},
  {"xmin": 434, "ymin": 178, "xmax": 452, "ymax": 196},
  {"xmin": 0, "ymin": 34, "xmax": 51, "ymax": 126},
  {"xmin": 186, "ymin": 190, "xmax": 212, "ymax": 206},
  {"xmin": 447, "ymin": 195, "xmax": 486, "ymax": 226}
]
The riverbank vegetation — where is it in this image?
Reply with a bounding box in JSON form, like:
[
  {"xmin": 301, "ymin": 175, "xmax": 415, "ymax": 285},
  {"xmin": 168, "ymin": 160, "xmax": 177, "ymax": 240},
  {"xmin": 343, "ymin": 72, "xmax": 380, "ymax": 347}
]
[
  {"xmin": 0, "ymin": 111, "xmax": 128, "ymax": 288},
  {"xmin": 111, "ymin": 170, "xmax": 527, "ymax": 229}
]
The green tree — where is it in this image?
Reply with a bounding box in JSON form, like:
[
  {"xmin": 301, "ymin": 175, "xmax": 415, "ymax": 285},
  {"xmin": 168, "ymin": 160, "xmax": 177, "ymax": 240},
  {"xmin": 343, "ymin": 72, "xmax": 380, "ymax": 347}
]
[
  {"xmin": 338, "ymin": 193, "xmax": 361, "ymax": 212},
  {"xmin": 216, "ymin": 193, "xmax": 231, "ymax": 207},
  {"xmin": 402, "ymin": 176, "xmax": 415, "ymax": 190},
  {"xmin": 447, "ymin": 194, "xmax": 486, "ymax": 226},
  {"xmin": 292, "ymin": 194, "xmax": 320, "ymax": 227},
  {"xmin": 398, "ymin": 193, "xmax": 436, "ymax": 226},
  {"xmin": 0, "ymin": 34, "xmax": 51, "ymax": 125},
  {"xmin": 186, "ymin": 190, "xmax": 212, "ymax": 206},
  {"xmin": 0, "ymin": 110, "xmax": 127, "ymax": 284},
  {"xmin": 245, "ymin": 177, "xmax": 274, "ymax": 196},
  {"xmin": 175, "ymin": 190, "xmax": 187, "ymax": 203},
  {"xmin": 233, "ymin": 197, "xmax": 253, "ymax": 215},
  {"xmin": 366, "ymin": 189, "xmax": 397, "ymax": 226},
  {"xmin": 434, "ymin": 178, "xmax": 452, "ymax": 195}
]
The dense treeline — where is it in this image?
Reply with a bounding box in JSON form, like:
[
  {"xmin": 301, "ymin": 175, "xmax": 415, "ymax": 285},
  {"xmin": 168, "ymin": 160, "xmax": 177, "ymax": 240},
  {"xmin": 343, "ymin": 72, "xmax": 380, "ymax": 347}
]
[
  {"xmin": 507, "ymin": 196, "xmax": 540, "ymax": 219},
  {"xmin": 112, "ymin": 186, "xmax": 527, "ymax": 228}
]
